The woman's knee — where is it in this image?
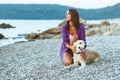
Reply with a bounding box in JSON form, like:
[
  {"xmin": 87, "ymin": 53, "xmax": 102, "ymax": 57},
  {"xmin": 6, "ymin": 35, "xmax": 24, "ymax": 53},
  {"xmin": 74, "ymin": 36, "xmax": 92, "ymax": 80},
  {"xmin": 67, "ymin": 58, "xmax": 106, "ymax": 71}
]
[
  {"xmin": 62, "ymin": 52, "xmax": 73, "ymax": 66},
  {"xmin": 63, "ymin": 60, "xmax": 72, "ymax": 66}
]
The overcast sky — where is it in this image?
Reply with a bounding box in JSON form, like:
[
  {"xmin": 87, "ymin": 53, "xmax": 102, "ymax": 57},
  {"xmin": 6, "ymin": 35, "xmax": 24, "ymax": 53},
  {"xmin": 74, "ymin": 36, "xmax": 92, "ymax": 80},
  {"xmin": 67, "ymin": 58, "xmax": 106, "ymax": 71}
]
[{"xmin": 0, "ymin": 0, "xmax": 120, "ymax": 9}]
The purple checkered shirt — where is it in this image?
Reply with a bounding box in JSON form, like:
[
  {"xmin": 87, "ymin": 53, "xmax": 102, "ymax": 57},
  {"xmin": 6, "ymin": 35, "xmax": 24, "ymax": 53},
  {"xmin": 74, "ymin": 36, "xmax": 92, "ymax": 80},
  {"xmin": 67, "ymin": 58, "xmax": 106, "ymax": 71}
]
[{"xmin": 60, "ymin": 23, "xmax": 86, "ymax": 60}]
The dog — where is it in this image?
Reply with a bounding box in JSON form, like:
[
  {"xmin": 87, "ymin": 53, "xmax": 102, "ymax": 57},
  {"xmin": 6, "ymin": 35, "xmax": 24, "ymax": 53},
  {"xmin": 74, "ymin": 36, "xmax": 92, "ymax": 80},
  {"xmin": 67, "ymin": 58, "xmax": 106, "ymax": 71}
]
[
  {"xmin": 73, "ymin": 40, "xmax": 87, "ymax": 69},
  {"xmin": 72, "ymin": 40, "xmax": 100, "ymax": 69}
]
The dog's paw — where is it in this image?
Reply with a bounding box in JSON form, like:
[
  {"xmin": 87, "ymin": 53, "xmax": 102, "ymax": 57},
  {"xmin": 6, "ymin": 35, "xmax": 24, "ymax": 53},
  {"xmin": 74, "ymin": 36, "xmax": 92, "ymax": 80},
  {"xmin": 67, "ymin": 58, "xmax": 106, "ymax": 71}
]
[
  {"xmin": 78, "ymin": 63, "xmax": 86, "ymax": 70},
  {"xmin": 72, "ymin": 63, "xmax": 79, "ymax": 68},
  {"xmin": 64, "ymin": 65, "xmax": 72, "ymax": 70},
  {"xmin": 64, "ymin": 64, "xmax": 77, "ymax": 70}
]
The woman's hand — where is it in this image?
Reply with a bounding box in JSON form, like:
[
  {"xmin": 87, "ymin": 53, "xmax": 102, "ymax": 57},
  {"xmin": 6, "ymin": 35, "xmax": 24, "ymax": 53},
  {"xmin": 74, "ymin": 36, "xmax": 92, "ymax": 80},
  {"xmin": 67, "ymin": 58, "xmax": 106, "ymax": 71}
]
[
  {"xmin": 70, "ymin": 46, "xmax": 76, "ymax": 53},
  {"xmin": 65, "ymin": 44, "xmax": 76, "ymax": 53}
]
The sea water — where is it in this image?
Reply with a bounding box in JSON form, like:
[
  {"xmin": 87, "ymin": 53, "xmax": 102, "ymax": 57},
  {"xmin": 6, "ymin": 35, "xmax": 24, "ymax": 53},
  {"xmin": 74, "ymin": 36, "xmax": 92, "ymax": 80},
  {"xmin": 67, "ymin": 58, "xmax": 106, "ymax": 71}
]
[{"xmin": 0, "ymin": 19, "xmax": 62, "ymax": 46}]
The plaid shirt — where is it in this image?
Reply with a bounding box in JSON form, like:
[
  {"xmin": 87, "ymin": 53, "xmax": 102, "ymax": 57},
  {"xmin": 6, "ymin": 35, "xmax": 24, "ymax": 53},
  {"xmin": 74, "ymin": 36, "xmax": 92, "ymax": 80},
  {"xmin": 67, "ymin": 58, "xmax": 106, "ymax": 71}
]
[{"xmin": 60, "ymin": 23, "xmax": 86, "ymax": 60}]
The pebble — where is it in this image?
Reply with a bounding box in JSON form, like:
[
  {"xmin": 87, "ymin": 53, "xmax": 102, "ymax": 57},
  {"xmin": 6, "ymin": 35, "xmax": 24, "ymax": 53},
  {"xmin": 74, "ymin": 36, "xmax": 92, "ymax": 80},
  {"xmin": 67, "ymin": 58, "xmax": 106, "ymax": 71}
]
[{"xmin": 0, "ymin": 36, "xmax": 120, "ymax": 80}]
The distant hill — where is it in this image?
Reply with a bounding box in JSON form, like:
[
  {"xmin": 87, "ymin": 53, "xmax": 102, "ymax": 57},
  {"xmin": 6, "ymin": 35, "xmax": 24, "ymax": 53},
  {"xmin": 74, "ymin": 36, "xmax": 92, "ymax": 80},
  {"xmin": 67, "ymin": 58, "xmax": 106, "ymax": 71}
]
[{"xmin": 0, "ymin": 3, "xmax": 120, "ymax": 20}]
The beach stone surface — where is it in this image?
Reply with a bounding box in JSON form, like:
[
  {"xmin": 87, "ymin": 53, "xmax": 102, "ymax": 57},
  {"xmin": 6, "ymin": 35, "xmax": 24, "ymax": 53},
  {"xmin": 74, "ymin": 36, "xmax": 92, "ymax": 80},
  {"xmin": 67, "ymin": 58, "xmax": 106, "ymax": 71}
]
[{"xmin": 0, "ymin": 36, "xmax": 120, "ymax": 80}]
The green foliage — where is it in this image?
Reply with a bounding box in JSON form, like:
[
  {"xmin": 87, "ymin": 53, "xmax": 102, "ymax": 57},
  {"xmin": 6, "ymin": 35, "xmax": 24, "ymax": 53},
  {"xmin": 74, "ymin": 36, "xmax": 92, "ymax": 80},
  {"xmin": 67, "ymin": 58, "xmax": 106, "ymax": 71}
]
[{"xmin": 0, "ymin": 3, "xmax": 120, "ymax": 20}]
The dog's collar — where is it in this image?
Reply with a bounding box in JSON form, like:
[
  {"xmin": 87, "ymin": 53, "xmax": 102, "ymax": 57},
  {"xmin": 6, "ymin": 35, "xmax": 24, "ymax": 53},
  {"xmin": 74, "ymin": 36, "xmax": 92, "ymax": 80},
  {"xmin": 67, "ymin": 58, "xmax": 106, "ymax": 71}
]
[
  {"xmin": 75, "ymin": 51, "xmax": 81, "ymax": 54},
  {"xmin": 75, "ymin": 51, "xmax": 86, "ymax": 54}
]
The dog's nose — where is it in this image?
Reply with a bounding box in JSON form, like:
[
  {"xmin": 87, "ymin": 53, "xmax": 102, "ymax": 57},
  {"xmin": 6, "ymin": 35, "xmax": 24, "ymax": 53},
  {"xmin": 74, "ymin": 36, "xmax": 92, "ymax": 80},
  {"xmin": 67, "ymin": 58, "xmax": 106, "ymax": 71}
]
[
  {"xmin": 79, "ymin": 47, "xmax": 81, "ymax": 49},
  {"xmin": 85, "ymin": 45, "xmax": 87, "ymax": 48}
]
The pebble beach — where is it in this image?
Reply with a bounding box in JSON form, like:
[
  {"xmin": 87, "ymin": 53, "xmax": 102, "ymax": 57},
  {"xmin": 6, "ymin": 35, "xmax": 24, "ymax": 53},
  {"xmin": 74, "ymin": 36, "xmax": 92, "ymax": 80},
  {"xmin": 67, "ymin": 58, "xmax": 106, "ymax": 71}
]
[{"xmin": 0, "ymin": 36, "xmax": 120, "ymax": 80}]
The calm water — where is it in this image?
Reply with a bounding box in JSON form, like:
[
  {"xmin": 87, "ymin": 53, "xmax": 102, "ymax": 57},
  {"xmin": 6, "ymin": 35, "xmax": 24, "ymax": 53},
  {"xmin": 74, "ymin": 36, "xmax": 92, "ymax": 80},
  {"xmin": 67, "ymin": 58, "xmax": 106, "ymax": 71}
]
[
  {"xmin": 0, "ymin": 19, "xmax": 62, "ymax": 46},
  {"xmin": 0, "ymin": 19, "xmax": 120, "ymax": 47},
  {"xmin": 0, "ymin": 19, "xmax": 63, "ymax": 38}
]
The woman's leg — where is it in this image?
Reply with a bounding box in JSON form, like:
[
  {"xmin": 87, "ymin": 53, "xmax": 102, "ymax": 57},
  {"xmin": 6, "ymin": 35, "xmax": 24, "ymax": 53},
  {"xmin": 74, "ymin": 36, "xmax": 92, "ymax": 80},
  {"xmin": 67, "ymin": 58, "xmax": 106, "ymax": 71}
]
[{"xmin": 62, "ymin": 52, "xmax": 73, "ymax": 66}]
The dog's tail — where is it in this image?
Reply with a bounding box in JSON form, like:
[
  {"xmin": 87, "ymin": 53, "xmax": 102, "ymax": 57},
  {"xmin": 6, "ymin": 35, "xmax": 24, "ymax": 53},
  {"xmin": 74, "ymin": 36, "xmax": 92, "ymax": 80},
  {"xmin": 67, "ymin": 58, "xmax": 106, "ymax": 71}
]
[{"xmin": 94, "ymin": 54, "xmax": 99, "ymax": 62}]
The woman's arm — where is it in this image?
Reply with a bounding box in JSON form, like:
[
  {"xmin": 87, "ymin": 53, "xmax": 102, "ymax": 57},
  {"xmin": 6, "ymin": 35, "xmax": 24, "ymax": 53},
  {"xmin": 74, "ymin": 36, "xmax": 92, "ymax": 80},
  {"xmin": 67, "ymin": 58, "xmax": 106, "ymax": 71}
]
[
  {"xmin": 61, "ymin": 24, "xmax": 75, "ymax": 51},
  {"xmin": 61, "ymin": 24, "xmax": 69, "ymax": 45},
  {"xmin": 65, "ymin": 44, "xmax": 72, "ymax": 49}
]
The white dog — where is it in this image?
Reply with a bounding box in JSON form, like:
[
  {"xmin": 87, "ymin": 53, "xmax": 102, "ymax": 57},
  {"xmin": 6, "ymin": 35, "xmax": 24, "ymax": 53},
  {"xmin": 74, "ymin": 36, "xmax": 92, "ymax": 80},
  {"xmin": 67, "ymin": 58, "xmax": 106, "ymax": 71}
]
[
  {"xmin": 64, "ymin": 40, "xmax": 99, "ymax": 70},
  {"xmin": 73, "ymin": 40, "xmax": 86, "ymax": 69}
]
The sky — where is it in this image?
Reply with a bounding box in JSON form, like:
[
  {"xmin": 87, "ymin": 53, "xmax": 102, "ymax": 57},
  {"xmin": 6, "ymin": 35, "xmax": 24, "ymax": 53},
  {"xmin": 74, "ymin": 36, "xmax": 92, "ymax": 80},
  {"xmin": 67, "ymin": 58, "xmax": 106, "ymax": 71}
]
[{"xmin": 0, "ymin": 0, "xmax": 120, "ymax": 9}]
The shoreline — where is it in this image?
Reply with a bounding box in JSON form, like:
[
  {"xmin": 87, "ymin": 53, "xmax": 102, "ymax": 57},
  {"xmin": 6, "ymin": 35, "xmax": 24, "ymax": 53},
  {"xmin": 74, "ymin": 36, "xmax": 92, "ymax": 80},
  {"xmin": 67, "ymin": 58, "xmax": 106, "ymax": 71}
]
[
  {"xmin": 0, "ymin": 36, "xmax": 120, "ymax": 79},
  {"xmin": 1, "ymin": 19, "xmax": 120, "ymax": 47}
]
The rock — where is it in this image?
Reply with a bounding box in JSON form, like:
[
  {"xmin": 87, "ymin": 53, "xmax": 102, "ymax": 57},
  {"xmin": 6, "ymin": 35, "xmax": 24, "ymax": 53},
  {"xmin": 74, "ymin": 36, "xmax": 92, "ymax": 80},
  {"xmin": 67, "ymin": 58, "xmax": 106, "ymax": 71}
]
[
  {"xmin": 80, "ymin": 18, "xmax": 87, "ymax": 25},
  {"xmin": 109, "ymin": 24, "xmax": 120, "ymax": 35},
  {"xmin": 0, "ymin": 23, "xmax": 15, "ymax": 28},
  {"xmin": 100, "ymin": 20, "xmax": 110, "ymax": 26},
  {"xmin": 87, "ymin": 24, "xmax": 100, "ymax": 28},
  {"xmin": 25, "ymin": 33, "xmax": 39, "ymax": 40},
  {"xmin": 38, "ymin": 27, "xmax": 61, "ymax": 39},
  {"xmin": 41, "ymin": 27, "xmax": 61, "ymax": 35},
  {"xmin": 0, "ymin": 33, "xmax": 5, "ymax": 39},
  {"xmin": 38, "ymin": 34, "xmax": 54, "ymax": 39},
  {"xmin": 87, "ymin": 30, "xmax": 97, "ymax": 36},
  {"xmin": 53, "ymin": 33, "xmax": 62, "ymax": 39}
]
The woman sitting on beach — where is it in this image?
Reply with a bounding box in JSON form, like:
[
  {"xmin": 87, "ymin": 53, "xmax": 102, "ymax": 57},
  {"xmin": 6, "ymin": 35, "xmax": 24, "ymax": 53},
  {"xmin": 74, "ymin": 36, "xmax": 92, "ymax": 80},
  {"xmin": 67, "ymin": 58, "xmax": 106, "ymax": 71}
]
[{"xmin": 60, "ymin": 8, "xmax": 86, "ymax": 66}]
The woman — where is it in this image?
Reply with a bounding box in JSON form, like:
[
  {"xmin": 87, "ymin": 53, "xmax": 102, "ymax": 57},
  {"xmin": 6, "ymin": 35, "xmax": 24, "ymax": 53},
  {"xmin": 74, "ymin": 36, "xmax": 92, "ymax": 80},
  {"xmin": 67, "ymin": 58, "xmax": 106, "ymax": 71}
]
[{"xmin": 60, "ymin": 8, "xmax": 86, "ymax": 66}]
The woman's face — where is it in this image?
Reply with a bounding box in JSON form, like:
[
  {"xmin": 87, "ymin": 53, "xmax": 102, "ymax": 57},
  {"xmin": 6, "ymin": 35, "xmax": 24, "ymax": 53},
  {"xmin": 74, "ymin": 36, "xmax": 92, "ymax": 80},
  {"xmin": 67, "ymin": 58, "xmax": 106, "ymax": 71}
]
[{"xmin": 66, "ymin": 10, "xmax": 71, "ymax": 21}]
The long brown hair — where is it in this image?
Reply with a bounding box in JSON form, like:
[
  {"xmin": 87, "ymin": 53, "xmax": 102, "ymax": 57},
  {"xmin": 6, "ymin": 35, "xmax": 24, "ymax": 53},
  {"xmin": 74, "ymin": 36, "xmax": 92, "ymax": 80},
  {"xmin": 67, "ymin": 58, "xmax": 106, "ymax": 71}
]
[{"xmin": 66, "ymin": 8, "xmax": 80, "ymax": 29}]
